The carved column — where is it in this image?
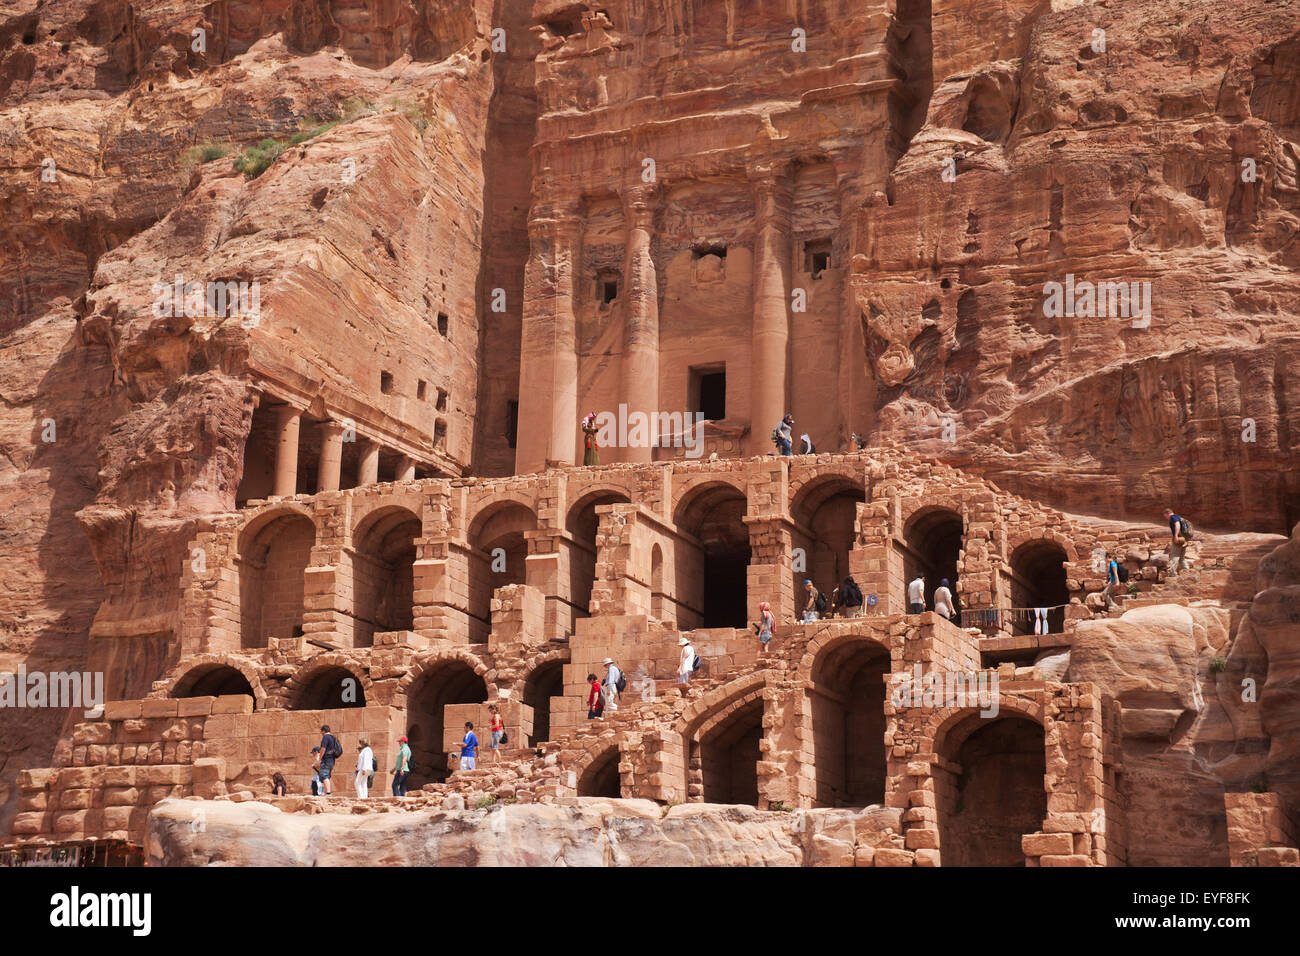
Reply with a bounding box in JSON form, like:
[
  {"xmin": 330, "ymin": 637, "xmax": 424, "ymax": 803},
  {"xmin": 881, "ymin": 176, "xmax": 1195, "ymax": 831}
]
[
  {"xmin": 748, "ymin": 163, "xmax": 793, "ymax": 456},
  {"xmin": 621, "ymin": 182, "xmax": 660, "ymax": 463},
  {"xmin": 317, "ymin": 421, "xmax": 344, "ymax": 493},
  {"xmin": 358, "ymin": 439, "xmax": 380, "ymax": 486},
  {"xmin": 516, "ymin": 198, "xmax": 582, "ymax": 473},
  {"xmin": 273, "ymin": 405, "xmax": 301, "ymax": 497}
]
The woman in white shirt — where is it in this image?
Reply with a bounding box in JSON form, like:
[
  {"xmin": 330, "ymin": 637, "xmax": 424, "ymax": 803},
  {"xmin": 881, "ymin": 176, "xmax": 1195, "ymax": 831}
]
[
  {"xmin": 933, "ymin": 578, "xmax": 957, "ymax": 623},
  {"xmin": 355, "ymin": 737, "xmax": 373, "ymax": 799},
  {"xmin": 678, "ymin": 637, "xmax": 695, "ymax": 685}
]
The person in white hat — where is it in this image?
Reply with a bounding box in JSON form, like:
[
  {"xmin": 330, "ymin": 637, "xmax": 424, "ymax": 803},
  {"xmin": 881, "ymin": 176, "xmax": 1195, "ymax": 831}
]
[
  {"xmin": 602, "ymin": 656, "xmax": 621, "ymax": 712},
  {"xmin": 677, "ymin": 636, "xmax": 695, "ymax": 685}
]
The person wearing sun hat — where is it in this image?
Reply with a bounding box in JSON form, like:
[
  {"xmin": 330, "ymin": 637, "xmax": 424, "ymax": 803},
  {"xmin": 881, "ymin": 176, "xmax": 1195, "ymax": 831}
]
[
  {"xmin": 677, "ymin": 636, "xmax": 695, "ymax": 685},
  {"xmin": 392, "ymin": 734, "xmax": 411, "ymax": 797},
  {"xmin": 602, "ymin": 656, "xmax": 622, "ymax": 712}
]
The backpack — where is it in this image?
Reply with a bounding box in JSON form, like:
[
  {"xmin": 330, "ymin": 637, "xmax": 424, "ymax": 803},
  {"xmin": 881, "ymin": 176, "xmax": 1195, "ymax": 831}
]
[
  {"xmin": 692, "ymin": 653, "xmax": 703, "ymax": 671},
  {"xmin": 327, "ymin": 736, "xmax": 343, "ymax": 760},
  {"xmin": 616, "ymin": 672, "xmax": 627, "ymax": 693},
  {"xmin": 1116, "ymin": 565, "xmax": 1130, "ymax": 583},
  {"xmin": 813, "ymin": 590, "xmax": 828, "ymax": 614},
  {"xmin": 1179, "ymin": 518, "xmax": 1193, "ymax": 540},
  {"xmin": 771, "ymin": 427, "xmax": 781, "ymax": 443}
]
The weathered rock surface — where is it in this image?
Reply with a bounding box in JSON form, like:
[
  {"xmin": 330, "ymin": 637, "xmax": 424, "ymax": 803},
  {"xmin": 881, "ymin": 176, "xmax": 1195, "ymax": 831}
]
[
  {"xmin": 147, "ymin": 797, "xmax": 904, "ymax": 867},
  {"xmin": 856, "ymin": 0, "xmax": 1300, "ymax": 535}
]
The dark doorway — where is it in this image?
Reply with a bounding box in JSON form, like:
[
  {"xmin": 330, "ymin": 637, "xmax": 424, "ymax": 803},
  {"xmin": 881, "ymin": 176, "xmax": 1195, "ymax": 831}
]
[
  {"xmin": 938, "ymin": 715, "xmax": 1046, "ymax": 866},
  {"xmin": 578, "ymin": 748, "xmax": 622, "ymax": 797},
  {"xmin": 810, "ymin": 640, "xmax": 889, "ymax": 807},
  {"xmin": 523, "ymin": 660, "xmax": 566, "ymax": 746},
  {"xmin": 293, "ymin": 667, "xmax": 365, "ymax": 710},
  {"xmin": 404, "ymin": 663, "xmax": 488, "ymax": 788}
]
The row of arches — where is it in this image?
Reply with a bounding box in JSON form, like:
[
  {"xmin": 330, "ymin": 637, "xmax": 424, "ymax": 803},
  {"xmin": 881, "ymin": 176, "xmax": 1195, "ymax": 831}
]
[{"xmin": 170, "ymin": 648, "xmax": 1050, "ymax": 864}]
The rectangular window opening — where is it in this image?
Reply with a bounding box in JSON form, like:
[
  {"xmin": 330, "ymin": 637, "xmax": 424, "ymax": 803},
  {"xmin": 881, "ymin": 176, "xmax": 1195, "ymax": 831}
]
[
  {"xmin": 805, "ymin": 238, "xmax": 832, "ymax": 279},
  {"xmin": 689, "ymin": 365, "xmax": 727, "ymax": 421}
]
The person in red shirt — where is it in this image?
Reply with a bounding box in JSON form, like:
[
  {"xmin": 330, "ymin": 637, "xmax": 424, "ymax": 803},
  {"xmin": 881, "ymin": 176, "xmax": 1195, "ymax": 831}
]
[
  {"xmin": 587, "ymin": 673, "xmax": 604, "ymax": 719},
  {"xmin": 488, "ymin": 704, "xmax": 505, "ymax": 764}
]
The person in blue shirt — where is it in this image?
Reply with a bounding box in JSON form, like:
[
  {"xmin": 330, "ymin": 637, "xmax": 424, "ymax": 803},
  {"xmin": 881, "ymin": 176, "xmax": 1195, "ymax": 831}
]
[
  {"xmin": 1101, "ymin": 554, "xmax": 1121, "ymax": 610},
  {"xmin": 460, "ymin": 721, "xmax": 478, "ymax": 772}
]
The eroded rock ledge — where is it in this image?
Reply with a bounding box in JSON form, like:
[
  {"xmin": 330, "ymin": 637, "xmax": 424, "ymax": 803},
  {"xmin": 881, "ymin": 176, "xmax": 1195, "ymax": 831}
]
[{"xmin": 147, "ymin": 797, "xmax": 903, "ymax": 867}]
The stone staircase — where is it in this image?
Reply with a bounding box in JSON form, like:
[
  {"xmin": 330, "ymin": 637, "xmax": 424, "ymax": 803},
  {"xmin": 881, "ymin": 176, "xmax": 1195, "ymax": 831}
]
[{"xmin": 1099, "ymin": 532, "xmax": 1277, "ymax": 615}]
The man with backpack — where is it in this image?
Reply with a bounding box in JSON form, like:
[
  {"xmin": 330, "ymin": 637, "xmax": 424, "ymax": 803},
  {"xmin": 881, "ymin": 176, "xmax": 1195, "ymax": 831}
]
[
  {"xmin": 1163, "ymin": 509, "xmax": 1193, "ymax": 575},
  {"xmin": 772, "ymin": 414, "xmax": 794, "ymax": 456},
  {"xmin": 602, "ymin": 657, "xmax": 624, "ymax": 713},
  {"xmin": 678, "ymin": 637, "xmax": 696, "ymax": 685},
  {"xmin": 839, "ymin": 576, "xmax": 864, "ymax": 617},
  {"xmin": 318, "ymin": 725, "xmax": 342, "ymax": 796},
  {"xmin": 804, "ymin": 580, "xmax": 826, "ymax": 622}
]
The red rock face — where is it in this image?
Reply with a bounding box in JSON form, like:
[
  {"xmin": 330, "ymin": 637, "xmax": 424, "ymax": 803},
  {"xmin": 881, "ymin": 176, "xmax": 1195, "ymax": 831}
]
[{"xmin": 854, "ymin": 0, "xmax": 1300, "ymax": 535}]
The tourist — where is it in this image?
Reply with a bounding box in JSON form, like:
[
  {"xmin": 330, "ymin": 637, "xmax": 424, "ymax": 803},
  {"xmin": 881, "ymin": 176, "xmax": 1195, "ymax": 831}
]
[
  {"xmin": 1163, "ymin": 509, "xmax": 1192, "ymax": 575},
  {"xmin": 798, "ymin": 433, "xmax": 815, "ymax": 454},
  {"xmin": 755, "ymin": 600, "xmax": 775, "ymax": 648},
  {"xmin": 489, "ymin": 704, "xmax": 504, "ymax": 764},
  {"xmin": 907, "ymin": 574, "xmax": 926, "ymax": 614},
  {"xmin": 774, "ymin": 414, "xmax": 794, "ymax": 456},
  {"xmin": 803, "ymin": 579, "xmax": 821, "ymax": 622},
  {"xmin": 318, "ymin": 724, "xmax": 340, "ymax": 796},
  {"xmin": 460, "ymin": 721, "xmax": 479, "ymax": 771},
  {"xmin": 933, "ymin": 578, "xmax": 957, "ymax": 623},
  {"xmin": 582, "ymin": 412, "xmax": 601, "ymax": 466},
  {"xmin": 271, "ymin": 772, "xmax": 287, "ymax": 797},
  {"xmin": 587, "ymin": 673, "xmax": 604, "ymax": 719},
  {"xmin": 309, "ymin": 747, "xmax": 323, "ymax": 796},
  {"xmin": 1101, "ymin": 554, "xmax": 1121, "ymax": 610},
  {"xmin": 840, "ymin": 576, "xmax": 864, "ymax": 617},
  {"xmin": 678, "ymin": 636, "xmax": 695, "ymax": 685},
  {"xmin": 355, "ymin": 736, "xmax": 373, "ymax": 799},
  {"xmin": 392, "ymin": 734, "xmax": 411, "ymax": 796},
  {"xmin": 603, "ymin": 657, "xmax": 622, "ymax": 713}
]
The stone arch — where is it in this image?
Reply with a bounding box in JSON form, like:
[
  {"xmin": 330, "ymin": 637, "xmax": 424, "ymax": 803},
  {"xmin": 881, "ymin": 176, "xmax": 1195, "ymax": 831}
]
[
  {"xmin": 900, "ymin": 504, "xmax": 964, "ymax": 613},
  {"xmin": 676, "ymin": 673, "xmax": 770, "ymax": 806},
  {"xmin": 465, "ymin": 491, "xmax": 540, "ymax": 541},
  {"xmin": 237, "ymin": 507, "xmax": 318, "ymax": 649},
  {"xmin": 286, "ymin": 655, "xmax": 370, "ymax": 710},
  {"xmin": 350, "ymin": 505, "xmax": 421, "ymax": 647},
  {"xmin": 521, "ymin": 650, "xmax": 569, "ymax": 746},
  {"xmin": 400, "ymin": 648, "xmax": 493, "ymax": 787},
  {"xmin": 466, "ymin": 500, "xmax": 538, "ymax": 630},
  {"xmin": 672, "ymin": 479, "xmax": 750, "ymax": 629},
  {"xmin": 574, "ymin": 741, "xmax": 623, "ymax": 798},
  {"xmin": 164, "ymin": 655, "xmax": 264, "ymax": 705},
  {"xmin": 932, "ymin": 708, "xmax": 1048, "ymax": 866},
  {"xmin": 805, "ymin": 633, "xmax": 890, "ymax": 807},
  {"xmin": 1008, "ymin": 537, "xmax": 1070, "ymax": 635},
  {"xmin": 790, "ymin": 473, "xmax": 867, "ymax": 607},
  {"xmin": 566, "ymin": 488, "xmax": 632, "ymax": 620}
]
